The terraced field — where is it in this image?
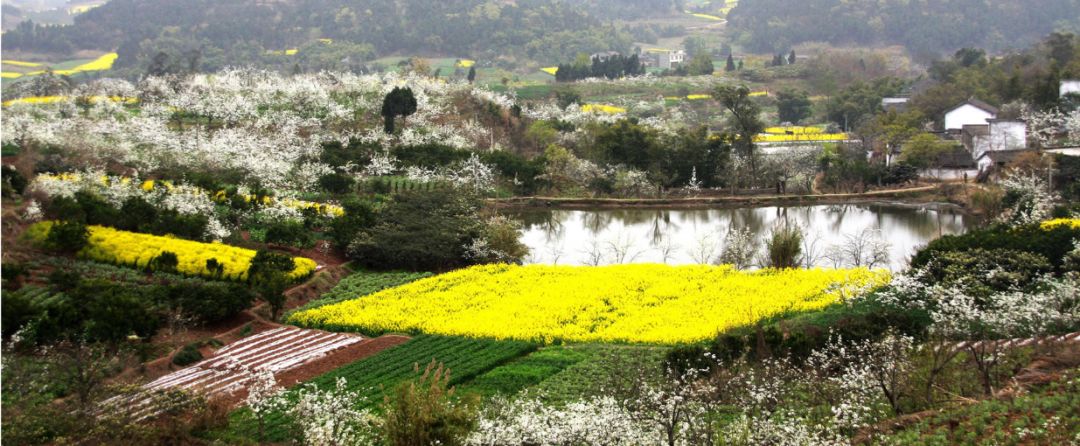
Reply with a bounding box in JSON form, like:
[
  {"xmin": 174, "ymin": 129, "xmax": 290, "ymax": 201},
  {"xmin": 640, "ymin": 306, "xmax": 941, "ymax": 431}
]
[
  {"xmin": 231, "ymin": 335, "xmax": 537, "ymax": 441},
  {"xmin": 114, "ymin": 326, "xmax": 367, "ymax": 420}
]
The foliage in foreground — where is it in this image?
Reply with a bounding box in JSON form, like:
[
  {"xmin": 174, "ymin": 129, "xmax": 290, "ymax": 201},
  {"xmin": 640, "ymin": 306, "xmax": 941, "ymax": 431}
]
[{"xmin": 289, "ymin": 263, "xmax": 889, "ymax": 344}]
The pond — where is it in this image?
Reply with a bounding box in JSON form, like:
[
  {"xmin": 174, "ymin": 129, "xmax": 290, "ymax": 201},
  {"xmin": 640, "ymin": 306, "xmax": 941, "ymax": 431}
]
[{"xmin": 512, "ymin": 203, "xmax": 976, "ymax": 270}]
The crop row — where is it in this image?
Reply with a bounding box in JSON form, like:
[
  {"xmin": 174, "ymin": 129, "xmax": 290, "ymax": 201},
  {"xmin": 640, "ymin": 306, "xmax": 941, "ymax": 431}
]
[
  {"xmin": 455, "ymin": 345, "xmax": 588, "ymax": 399},
  {"xmin": 290, "ymin": 263, "xmax": 890, "ymax": 344},
  {"xmin": 26, "ymin": 222, "xmax": 317, "ymax": 282},
  {"xmin": 234, "ymin": 335, "xmax": 536, "ymax": 441}
]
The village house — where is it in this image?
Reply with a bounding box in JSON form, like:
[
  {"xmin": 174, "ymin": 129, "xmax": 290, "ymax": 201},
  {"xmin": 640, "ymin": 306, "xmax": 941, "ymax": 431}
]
[
  {"xmin": 944, "ymin": 98, "xmax": 998, "ymax": 132},
  {"xmin": 637, "ymin": 48, "xmax": 685, "ymax": 69}
]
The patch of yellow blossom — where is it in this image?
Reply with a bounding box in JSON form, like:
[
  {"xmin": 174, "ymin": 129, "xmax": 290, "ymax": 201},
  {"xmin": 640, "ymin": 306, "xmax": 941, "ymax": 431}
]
[
  {"xmin": 2, "ymin": 60, "xmax": 43, "ymax": 67},
  {"xmin": 540, "ymin": 67, "xmax": 559, "ymax": 76},
  {"xmin": 27, "ymin": 222, "xmax": 317, "ymax": 282},
  {"xmin": 290, "ymin": 263, "xmax": 889, "ymax": 344},
  {"xmin": 71, "ymin": 53, "xmax": 118, "ymax": 72},
  {"xmin": 456, "ymin": 59, "xmax": 476, "ymax": 68},
  {"xmin": 581, "ymin": 103, "xmax": 627, "ymax": 114},
  {"xmin": 1040, "ymin": 218, "xmax": 1080, "ymax": 231}
]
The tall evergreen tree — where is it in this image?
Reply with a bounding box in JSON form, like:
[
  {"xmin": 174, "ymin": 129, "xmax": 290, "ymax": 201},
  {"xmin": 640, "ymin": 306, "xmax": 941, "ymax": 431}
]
[
  {"xmin": 467, "ymin": 66, "xmax": 477, "ymax": 83},
  {"xmin": 725, "ymin": 53, "xmax": 736, "ymax": 72},
  {"xmin": 381, "ymin": 87, "xmax": 418, "ymax": 134},
  {"xmin": 788, "ymin": 50, "xmax": 797, "ymax": 64}
]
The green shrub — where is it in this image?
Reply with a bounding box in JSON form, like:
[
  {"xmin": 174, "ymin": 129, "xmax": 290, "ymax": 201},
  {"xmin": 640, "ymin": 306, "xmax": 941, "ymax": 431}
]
[
  {"xmin": 163, "ymin": 282, "xmax": 255, "ymax": 324},
  {"xmin": 263, "ymin": 219, "xmax": 313, "ymax": 248},
  {"xmin": 318, "ymin": 172, "xmax": 355, "ymax": 194},
  {"xmin": 1, "ymin": 165, "xmax": 27, "ymax": 197},
  {"xmin": 911, "ymin": 223, "xmax": 1080, "ymax": 273},
  {"xmin": 118, "ymin": 196, "xmax": 158, "ymax": 232},
  {"xmin": 924, "ymin": 248, "xmax": 1052, "ymax": 294},
  {"xmin": 172, "ymin": 344, "xmax": 203, "ymax": 366},
  {"xmin": 2, "ymin": 262, "xmax": 28, "ymax": 291},
  {"xmin": 148, "ymin": 251, "xmax": 180, "ymax": 274},
  {"xmin": 764, "ymin": 223, "xmax": 803, "ymax": 268},
  {"xmin": 42, "ymin": 220, "xmax": 89, "ymax": 254}
]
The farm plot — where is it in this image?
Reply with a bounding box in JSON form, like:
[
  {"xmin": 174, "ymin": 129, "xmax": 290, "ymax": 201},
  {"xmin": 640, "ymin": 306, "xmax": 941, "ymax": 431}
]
[
  {"xmin": 114, "ymin": 326, "xmax": 366, "ymax": 420},
  {"xmin": 290, "ymin": 263, "xmax": 890, "ymax": 344},
  {"xmin": 26, "ymin": 222, "xmax": 317, "ymax": 282},
  {"xmin": 232, "ymin": 334, "xmax": 536, "ymax": 441}
]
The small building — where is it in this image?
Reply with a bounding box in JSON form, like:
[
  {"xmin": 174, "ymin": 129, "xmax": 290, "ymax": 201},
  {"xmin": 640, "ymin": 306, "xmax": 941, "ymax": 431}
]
[
  {"xmin": 882, "ymin": 97, "xmax": 910, "ymax": 112},
  {"xmin": 1061, "ymin": 80, "xmax": 1080, "ymax": 98},
  {"xmin": 944, "ymin": 98, "xmax": 998, "ymax": 132},
  {"xmin": 657, "ymin": 50, "xmax": 686, "ymax": 70}
]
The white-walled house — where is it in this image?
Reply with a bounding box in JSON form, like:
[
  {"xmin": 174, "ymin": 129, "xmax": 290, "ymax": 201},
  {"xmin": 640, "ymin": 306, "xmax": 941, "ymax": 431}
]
[
  {"xmin": 1062, "ymin": 80, "xmax": 1080, "ymax": 98},
  {"xmin": 944, "ymin": 98, "xmax": 998, "ymax": 131},
  {"xmin": 973, "ymin": 119, "xmax": 1028, "ymax": 171}
]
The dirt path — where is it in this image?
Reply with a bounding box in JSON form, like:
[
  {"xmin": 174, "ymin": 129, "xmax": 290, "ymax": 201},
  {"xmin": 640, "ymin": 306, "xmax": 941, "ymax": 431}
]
[{"xmin": 490, "ymin": 185, "xmax": 951, "ymax": 210}]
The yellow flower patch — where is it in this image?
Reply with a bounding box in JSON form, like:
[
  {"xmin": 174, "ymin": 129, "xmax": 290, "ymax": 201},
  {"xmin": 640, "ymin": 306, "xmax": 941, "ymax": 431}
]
[
  {"xmin": 290, "ymin": 264, "xmax": 889, "ymax": 344},
  {"xmin": 1040, "ymin": 218, "xmax": 1080, "ymax": 231},
  {"xmin": 540, "ymin": 67, "xmax": 559, "ymax": 76},
  {"xmin": 2, "ymin": 60, "xmax": 43, "ymax": 68},
  {"xmin": 581, "ymin": 103, "xmax": 626, "ymax": 114},
  {"xmin": 27, "ymin": 222, "xmax": 317, "ymax": 282},
  {"xmin": 754, "ymin": 133, "xmax": 848, "ymax": 143},
  {"xmin": 72, "ymin": 53, "xmax": 118, "ymax": 72}
]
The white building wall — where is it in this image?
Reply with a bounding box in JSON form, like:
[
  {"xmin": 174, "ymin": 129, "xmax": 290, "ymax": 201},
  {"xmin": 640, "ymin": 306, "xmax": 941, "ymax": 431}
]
[
  {"xmin": 972, "ymin": 121, "xmax": 1026, "ymax": 160},
  {"xmin": 1062, "ymin": 80, "xmax": 1080, "ymax": 98},
  {"xmin": 944, "ymin": 104, "xmax": 995, "ymax": 131}
]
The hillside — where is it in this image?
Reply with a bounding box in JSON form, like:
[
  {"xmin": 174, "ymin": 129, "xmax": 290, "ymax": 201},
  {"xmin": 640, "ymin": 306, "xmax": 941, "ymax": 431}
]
[
  {"xmin": 728, "ymin": 0, "xmax": 1080, "ymax": 57},
  {"xmin": 0, "ymin": 0, "xmax": 679, "ymax": 67}
]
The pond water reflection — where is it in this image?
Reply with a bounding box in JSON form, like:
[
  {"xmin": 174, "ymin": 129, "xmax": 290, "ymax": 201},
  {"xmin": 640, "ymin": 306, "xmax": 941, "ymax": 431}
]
[{"xmin": 512, "ymin": 204, "xmax": 975, "ymax": 270}]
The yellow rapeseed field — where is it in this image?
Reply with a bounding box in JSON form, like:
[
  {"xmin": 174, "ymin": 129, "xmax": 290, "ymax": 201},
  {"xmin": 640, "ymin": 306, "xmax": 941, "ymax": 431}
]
[
  {"xmin": 457, "ymin": 59, "xmax": 476, "ymax": 68},
  {"xmin": 290, "ymin": 264, "xmax": 889, "ymax": 344},
  {"xmin": 754, "ymin": 133, "xmax": 848, "ymax": 143},
  {"xmin": 72, "ymin": 53, "xmax": 118, "ymax": 72},
  {"xmin": 581, "ymin": 103, "xmax": 627, "ymax": 114},
  {"xmin": 27, "ymin": 222, "xmax": 317, "ymax": 282},
  {"xmin": 764, "ymin": 126, "xmax": 824, "ymax": 135},
  {"xmin": 1041, "ymin": 218, "xmax": 1080, "ymax": 230},
  {"xmin": 1, "ymin": 72, "xmax": 24, "ymax": 79},
  {"xmin": 540, "ymin": 66, "xmax": 559, "ymax": 76}
]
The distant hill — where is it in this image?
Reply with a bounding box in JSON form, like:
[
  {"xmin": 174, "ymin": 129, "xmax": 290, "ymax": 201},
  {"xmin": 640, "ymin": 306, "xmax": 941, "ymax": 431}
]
[
  {"xmin": 1, "ymin": 0, "xmax": 680, "ymax": 68},
  {"xmin": 727, "ymin": 0, "xmax": 1080, "ymax": 57}
]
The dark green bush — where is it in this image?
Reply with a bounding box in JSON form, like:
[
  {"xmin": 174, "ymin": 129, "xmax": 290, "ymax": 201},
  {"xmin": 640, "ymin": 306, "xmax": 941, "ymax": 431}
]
[
  {"xmin": 2, "ymin": 262, "xmax": 28, "ymax": 290},
  {"xmin": 118, "ymin": 196, "xmax": 158, "ymax": 232},
  {"xmin": 73, "ymin": 191, "xmax": 120, "ymax": 226},
  {"xmin": 164, "ymin": 282, "xmax": 254, "ymax": 324},
  {"xmin": 318, "ymin": 172, "xmax": 355, "ymax": 194},
  {"xmin": 911, "ymin": 223, "xmax": 1080, "ymax": 272},
  {"xmin": 172, "ymin": 344, "xmax": 204, "ymax": 366},
  {"xmin": 264, "ymin": 219, "xmax": 313, "ymax": 248},
  {"xmin": 924, "ymin": 248, "xmax": 1052, "ymax": 294},
  {"xmin": 47, "ymin": 269, "xmax": 81, "ymax": 291},
  {"xmin": 1, "ymin": 165, "xmax": 28, "ymax": 197},
  {"xmin": 43, "ymin": 220, "xmax": 89, "ymax": 254},
  {"xmin": 148, "ymin": 251, "xmax": 180, "ymax": 274},
  {"xmin": 44, "ymin": 196, "xmax": 86, "ymax": 222},
  {"xmin": 392, "ymin": 143, "xmax": 470, "ymax": 167}
]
